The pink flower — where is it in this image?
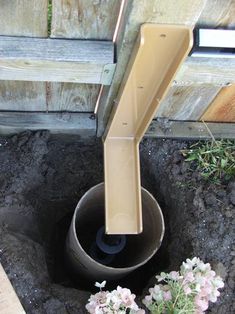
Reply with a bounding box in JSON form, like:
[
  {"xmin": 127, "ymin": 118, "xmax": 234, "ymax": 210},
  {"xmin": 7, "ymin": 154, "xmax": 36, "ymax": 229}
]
[
  {"xmin": 95, "ymin": 307, "xmax": 104, "ymax": 314},
  {"xmin": 144, "ymin": 295, "xmax": 152, "ymax": 302},
  {"xmin": 199, "ymin": 284, "xmax": 212, "ymax": 297},
  {"xmin": 86, "ymin": 290, "xmax": 109, "ymax": 313},
  {"xmin": 183, "ymin": 285, "xmax": 192, "ymax": 295},
  {"xmin": 195, "ymin": 273, "xmax": 206, "ymax": 286},
  {"xmin": 184, "ymin": 271, "xmax": 194, "ymax": 283},
  {"xmin": 153, "ymin": 285, "xmax": 161, "ymax": 294},
  {"xmin": 195, "ymin": 296, "xmax": 209, "ymax": 312},
  {"xmin": 116, "ymin": 286, "xmax": 137, "ymax": 310},
  {"xmin": 169, "ymin": 271, "xmax": 180, "ymax": 280},
  {"xmin": 163, "ymin": 291, "xmax": 172, "ymax": 301},
  {"xmin": 142, "ymin": 295, "xmax": 152, "ymax": 307},
  {"xmin": 152, "ymin": 285, "xmax": 163, "ymax": 302}
]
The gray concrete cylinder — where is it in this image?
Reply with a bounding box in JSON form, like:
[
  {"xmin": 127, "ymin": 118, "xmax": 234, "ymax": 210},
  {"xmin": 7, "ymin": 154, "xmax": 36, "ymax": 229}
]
[{"xmin": 65, "ymin": 183, "xmax": 165, "ymax": 281}]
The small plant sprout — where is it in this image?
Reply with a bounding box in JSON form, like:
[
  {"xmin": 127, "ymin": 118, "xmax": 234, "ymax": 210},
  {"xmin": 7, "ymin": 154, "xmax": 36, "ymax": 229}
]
[
  {"xmin": 142, "ymin": 257, "xmax": 224, "ymax": 314},
  {"xmin": 95, "ymin": 281, "xmax": 107, "ymax": 290},
  {"xmin": 86, "ymin": 283, "xmax": 145, "ymax": 314}
]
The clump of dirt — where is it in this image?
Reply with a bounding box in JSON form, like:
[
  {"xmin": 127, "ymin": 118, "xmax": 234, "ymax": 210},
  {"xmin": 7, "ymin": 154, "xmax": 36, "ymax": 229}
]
[{"xmin": 0, "ymin": 131, "xmax": 234, "ymax": 313}]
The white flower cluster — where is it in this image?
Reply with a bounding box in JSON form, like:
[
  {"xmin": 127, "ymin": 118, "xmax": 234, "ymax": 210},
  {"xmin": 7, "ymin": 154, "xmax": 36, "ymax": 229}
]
[
  {"xmin": 86, "ymin": 282, "xmax": 144, "ymax": 314},
  {"xmin": 86, "ymin": 258, "xmax": 224, "ymax": 314},
  {"xmin": 143, "ymin": 257, "xmax": 224, "ymax": 314}
]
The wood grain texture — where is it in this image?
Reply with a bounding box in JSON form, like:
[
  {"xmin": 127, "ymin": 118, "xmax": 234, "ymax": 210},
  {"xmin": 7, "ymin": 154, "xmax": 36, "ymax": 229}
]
[
  {"xmin": 201, "ymin": 84, "xmax": 235, "ymax": 122},
  {"xmin": 0, "ymin": 264, "xmax": 25, "ymax": 314},
  {"xmin": 48, "ymin": 83, "xmax": 100, "ymax": 111},
  {"xmin": 157, "ymin": 85, "xmax": 221, "ymax": 120},
  {"xmin": 0, "ymin": 37, "xmax": 113, "ymax": 63},
  {"xmin": 176, "ymin": 57, "xmax": 235, "ymax": 86},
  {"xmin": 0, "ymin": 112, "xmax": 96, "ymax": 135},
  {"xmin": 0, "ymin": 1, "xmax": 47, "ymax": 112},
  {"xmin": 0, "ymin": 0, "xmax": 48, "ymax": 37},
  {"xmin": 146, "ymin": 120, "xmax": 235, "ymax": 139},
  {"xmin": 0, "ymin": 81, "xmax": 46, "ymax": 111},
  {"xmin": 0, "ymin": 60, "xmax": 106, "ymax": 84},
  {"xmin": 51, "ymin": 0, "xmax": 121, "ymax": 39},
  {"xmin": 149, "ymin": 0, "xmax": 206, "ymax": 26},
  {"xmin": 0, "ymin": 37, "xmax": 114, "ymax": 84},
  {"xmin": 97, "ymin": 0, "xmax": 207, "ymax": 136},
  {"xmin": 197, "ymin": 0, "xmax": 235, "ymax": 28},
  {"xmin": 50, "ymin": 0, "xmax": 121, "ymax": 114}
]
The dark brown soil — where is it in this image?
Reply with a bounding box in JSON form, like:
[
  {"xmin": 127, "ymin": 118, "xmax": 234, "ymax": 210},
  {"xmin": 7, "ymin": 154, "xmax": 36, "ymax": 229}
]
[
  {"xmin": 0, "ymin": 131, "xmax": 234, "ymax": 313},
  {"xmin": 140, "ymin": 138, "xmax": 235, "ymax": 314}
]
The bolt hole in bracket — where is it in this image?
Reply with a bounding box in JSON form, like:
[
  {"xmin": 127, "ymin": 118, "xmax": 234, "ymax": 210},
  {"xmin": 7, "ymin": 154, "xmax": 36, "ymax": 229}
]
[{"xmin": 103, "ymin": 24, "xmax": 193, "ymax": 234}]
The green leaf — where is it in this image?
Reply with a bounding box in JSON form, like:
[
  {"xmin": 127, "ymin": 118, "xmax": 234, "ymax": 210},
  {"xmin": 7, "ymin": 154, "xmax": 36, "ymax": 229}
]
[
  {"xmin": 185, "ymin": 155, "xmax": 197, "ymax": 161},
  {"xmin": 221, "ymin": 159, "xmax": 227, "ymax": 168}
]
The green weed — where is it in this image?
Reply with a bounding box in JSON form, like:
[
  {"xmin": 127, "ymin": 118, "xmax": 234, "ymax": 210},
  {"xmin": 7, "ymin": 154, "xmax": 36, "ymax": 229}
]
[
  {"xmin": 48, "ymin": 0, "xmax": 52, "ymax": 35},
  {"xmin": 175, "ymin": 181, "xmax": 197, "ymax": 190},
  {"xmin": 181, "ymin": 140, "xmax": 235, "ymax": 184}
]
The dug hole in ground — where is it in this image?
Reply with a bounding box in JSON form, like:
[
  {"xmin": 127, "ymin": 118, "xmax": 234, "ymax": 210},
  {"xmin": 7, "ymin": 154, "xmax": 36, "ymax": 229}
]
[{"xmin": 0, "ymin": 131, "xmax": 234, "ymax": 313}]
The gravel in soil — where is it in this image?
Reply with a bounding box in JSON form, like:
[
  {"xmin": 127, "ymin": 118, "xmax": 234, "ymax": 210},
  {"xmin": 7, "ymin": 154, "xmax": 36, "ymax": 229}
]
[{"xmin": 0, "ymin": 131, "xmax": 234, "ymax": 313}]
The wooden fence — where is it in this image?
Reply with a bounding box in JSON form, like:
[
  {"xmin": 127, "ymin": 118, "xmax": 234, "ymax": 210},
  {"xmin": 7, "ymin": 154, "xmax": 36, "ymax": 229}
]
[{"xmin": 0, "ymin": 0, "xmax": 235, "ymax": 139}]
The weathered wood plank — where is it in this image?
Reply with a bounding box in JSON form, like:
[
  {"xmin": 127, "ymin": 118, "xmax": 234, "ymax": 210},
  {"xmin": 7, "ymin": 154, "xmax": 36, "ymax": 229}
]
[
  {"xmin": 0, "ymin": 264, "xmax": 25, "ymax": 314},
  {"xmin": 201, "ymin": 84, "xmax": 235, "ymax": 122},
  {"xmin": 0, "ymin": 61, "xmax": 105, "ymax": 84},
  {"xmin": 156, "ymin": 85, "xmax": 221, "ymax": 120},
  {"xmin": 149, "ymin": 0, "xmax": 207, "ymax": 26},
  {"xmin": 146, "ymin": 120, "xmax": 235, "ymax": 139},
  {"xmin": 0, "ymin": 0, "xmax": 48, "ymax": 37},
  {"xmin": 0, "ymin": 37, "xmax": 113, "ymax": 63},
  {"xmin": 51, "ymin": 0, "xmax": 121, "ymax": 39},
  {"xmin": 48, "ymin": 83, "xmax": 100, "ymax": 111},
  {"xmin": 0, "ymin": 37, "xmax": 114, "ymax": 84},
  {"xmin": 97, "ymin": 0, "xmax": 207, "ymax": 136},
  {"xmin": 0, "ymin": 113, "xmax": 96, "ymax": 136},
  {"xmin": 0, "ymin": 0, "xmax": 48, "ymax": 112},
  {"xmin": 50, "ymin": 0, "xmax": 121, "ymax": 113},
  {"xmin": 0, "ymin": 81, "xmax": 47, "ymax": 111},
  {"xmin": 197, "ymin": 0, "xmax": 235, "ymax": 28},
  {"xmin": 175, "ymin": 57, "xmax": 235, "ymax": 86}
]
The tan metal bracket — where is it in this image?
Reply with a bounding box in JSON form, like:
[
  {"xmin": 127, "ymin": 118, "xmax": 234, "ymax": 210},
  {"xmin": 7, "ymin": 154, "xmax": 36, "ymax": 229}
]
[{"xmin": 103, "ymin": 24, "xmax": 193, "ymax": 234}]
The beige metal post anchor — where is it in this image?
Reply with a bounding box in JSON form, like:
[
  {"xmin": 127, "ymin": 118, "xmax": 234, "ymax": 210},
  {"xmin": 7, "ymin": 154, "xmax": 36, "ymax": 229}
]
[{"xmin": 103, "ymin": 24, "xmax": 193, "ymax": 234}]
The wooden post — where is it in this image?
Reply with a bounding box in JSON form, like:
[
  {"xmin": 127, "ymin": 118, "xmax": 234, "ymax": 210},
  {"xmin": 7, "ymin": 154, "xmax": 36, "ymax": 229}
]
[
  {"xmin": 0, "ymin": 264, "xmax": 25, "ymax": 314},
  {"xmin": 201, "ymin": 84, "xmax": 235, "ymax": 122}
]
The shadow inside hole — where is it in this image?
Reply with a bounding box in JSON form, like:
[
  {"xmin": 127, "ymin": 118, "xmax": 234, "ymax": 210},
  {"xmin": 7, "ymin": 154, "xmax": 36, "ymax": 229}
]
[
  {"xmin": 49, "ymin": 208, "xmax": 170, "ymax": 295},
  {"xmin": 75, "ymin": 204, "xmax": 161, "ymax": 269}
]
